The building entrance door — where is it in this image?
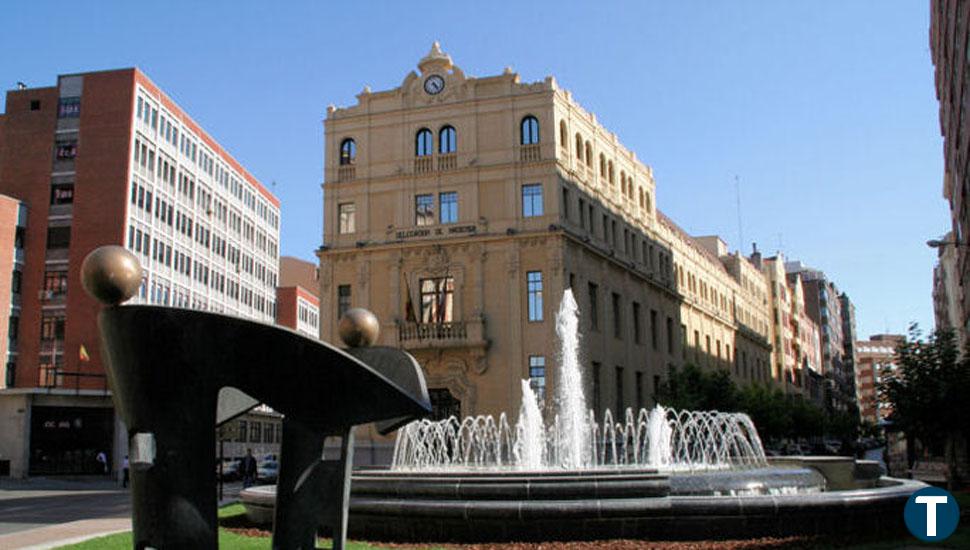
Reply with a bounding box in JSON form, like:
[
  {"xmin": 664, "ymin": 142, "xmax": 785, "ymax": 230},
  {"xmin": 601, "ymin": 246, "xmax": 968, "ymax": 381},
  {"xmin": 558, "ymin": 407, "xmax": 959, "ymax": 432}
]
[
  {"xmin": 428, "ymin": 388, "xmax": 461, "ymax": 421},
  {"xmin": 29, "ymin": 406, "xmax": 114, "ymax": 475}
]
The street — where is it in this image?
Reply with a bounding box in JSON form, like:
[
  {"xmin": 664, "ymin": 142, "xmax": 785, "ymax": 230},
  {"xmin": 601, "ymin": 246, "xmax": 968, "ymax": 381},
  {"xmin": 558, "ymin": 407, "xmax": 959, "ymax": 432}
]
[{"xmin": 0, "ymin": 478, "xmax": 244, "ymax": 541}]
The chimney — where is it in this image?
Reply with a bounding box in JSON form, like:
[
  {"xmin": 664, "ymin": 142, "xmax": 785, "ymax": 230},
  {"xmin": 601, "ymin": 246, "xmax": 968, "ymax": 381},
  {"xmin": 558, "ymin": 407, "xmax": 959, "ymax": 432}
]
[{"xmin": 750, "ymin": 242, "xmax": 762, "ymax": 268}]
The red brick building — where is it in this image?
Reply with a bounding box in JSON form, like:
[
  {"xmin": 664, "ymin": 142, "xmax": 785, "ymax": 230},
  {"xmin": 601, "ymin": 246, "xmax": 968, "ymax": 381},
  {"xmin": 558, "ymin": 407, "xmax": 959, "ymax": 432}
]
[
  {"xmin": 0, "ymin": 69, "xmax": 280, "ymax": 478},
  {"xmin": 854, "ymin": 334, "xmax": 903, "ymax": 426}
]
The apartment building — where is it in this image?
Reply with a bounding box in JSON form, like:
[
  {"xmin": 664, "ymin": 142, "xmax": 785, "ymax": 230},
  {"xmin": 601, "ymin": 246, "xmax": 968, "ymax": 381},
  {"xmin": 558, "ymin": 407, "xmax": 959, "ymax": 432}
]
[{"xmin": 0, "ymin": 69, "xmax": 280, "ymax": 478}]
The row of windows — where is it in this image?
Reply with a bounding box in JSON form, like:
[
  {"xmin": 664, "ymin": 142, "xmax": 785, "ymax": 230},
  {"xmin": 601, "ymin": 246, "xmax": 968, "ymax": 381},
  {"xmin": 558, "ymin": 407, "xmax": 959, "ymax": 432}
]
[
  {"xmin": 135, "ymin": 93, "xmax": 279, "ymax": 230},
  {"xmin": 298, "ymin": 301, "xmax": 319, "ymax": 329},
  {"xmin": 129, "ymin": 182, "xmax": 277, "ymax": 290},
  {"xmin": 564, "ymin": 187, "xmax": 671, "ymax": 280},
  {"xmin": 336, "ymin": 183, "xmax": 546, "ymax": 236},
  {"xmin": 127, "ymin": 224, "xmax": 276, "ymax": 312},
  {"xmin": 336, "ymin": 115, "xmax": 540, "ymax": 167},
  {"xmin": 234, "ymin": 419, "xmax": 281, "ymax": 444}
]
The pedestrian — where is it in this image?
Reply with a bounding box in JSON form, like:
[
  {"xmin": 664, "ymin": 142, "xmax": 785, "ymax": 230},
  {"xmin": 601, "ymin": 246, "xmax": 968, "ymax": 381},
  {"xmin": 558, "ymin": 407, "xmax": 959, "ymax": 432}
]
[
  {"xmin": 96, "ymin": 450, "xmax": 108, "ymax": 475},
  {"xmin": 241, "ymin": 448, "xmax": 257, "ymax": 488},
  {"xmin": 122, "ymin": 455, "xmax": 130, "ymax": 488}
]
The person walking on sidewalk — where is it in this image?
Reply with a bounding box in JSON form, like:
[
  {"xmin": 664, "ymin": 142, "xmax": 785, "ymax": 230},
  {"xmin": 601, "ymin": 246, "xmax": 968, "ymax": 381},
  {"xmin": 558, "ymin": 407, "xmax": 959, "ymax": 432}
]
[
  {"xmin": 240, "ymin": 449, "xmax": 257, "ymax": 488},
  {"xmin": 121, "ymin": 456, "xmax": 130, "ymax": 488}
]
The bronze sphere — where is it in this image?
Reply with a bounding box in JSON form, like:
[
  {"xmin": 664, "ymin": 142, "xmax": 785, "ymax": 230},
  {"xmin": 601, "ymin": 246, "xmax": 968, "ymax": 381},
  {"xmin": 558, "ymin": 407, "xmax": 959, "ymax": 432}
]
[
  {"xmin": 338, "ymin": 308, "xmax": 380, "ymax": 348},
  {"xmin": 81, "ymin": 246, "xmax": 143, "ymax": 306}
]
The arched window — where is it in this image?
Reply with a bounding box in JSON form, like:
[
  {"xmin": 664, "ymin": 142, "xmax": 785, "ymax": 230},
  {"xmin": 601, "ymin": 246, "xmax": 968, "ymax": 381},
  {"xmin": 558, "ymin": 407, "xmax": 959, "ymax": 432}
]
[
  {"xmin": 620, "ymin": 171, "xmax": 627, "ymax": 194},
  {"xmin": 415, "ymin": 128, "xmax": 433, "ymax": 157},
  {"xmin": 339, "ymin": 138, "xmax": 356, "ymax": 165},
  {"xmin": 584, "ymin": 141, "xmax": 592, "ymax": 167},
  {"xmin": 608, "ymin": 161, "xmax": 615, "ymax": 184},
  {"xmin": 599, "ymin": 154, "xmax": 606, "ymax": 178},
  {"xmin": 575, "ymin": 134, "xmax": 583, "ymax": 159},
  {"xmin": 559, "ymin": 121, "xmax": 568, "ymax": 149},
  {"xmin": 520, "ymin": 115, "xmax": 539, "ymax": 145},
  {"xmin": 439, "ymin": 125, "xmax": 457, "ymax": 154}
]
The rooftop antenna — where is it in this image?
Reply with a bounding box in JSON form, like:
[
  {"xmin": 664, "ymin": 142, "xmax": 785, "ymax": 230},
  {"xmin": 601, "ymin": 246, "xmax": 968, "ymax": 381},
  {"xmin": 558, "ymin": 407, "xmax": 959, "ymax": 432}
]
[{"xmin": 735, "ymin": 175, "xmax": 744, "ymax": 252}]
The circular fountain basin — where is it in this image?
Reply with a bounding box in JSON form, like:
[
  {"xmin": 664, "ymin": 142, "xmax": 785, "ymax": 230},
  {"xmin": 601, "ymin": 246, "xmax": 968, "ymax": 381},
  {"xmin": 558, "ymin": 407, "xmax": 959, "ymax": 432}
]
[{"xmin": 240, "ymin": 462, "xmax": 923, "ymax": 542}]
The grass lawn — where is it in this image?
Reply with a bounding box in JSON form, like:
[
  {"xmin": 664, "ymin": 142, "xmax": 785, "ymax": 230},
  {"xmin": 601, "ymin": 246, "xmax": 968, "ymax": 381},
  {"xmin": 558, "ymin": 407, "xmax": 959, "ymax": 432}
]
[{"xmin": 56, "ymin": 504, "xmax": 400, "ymax": 550}]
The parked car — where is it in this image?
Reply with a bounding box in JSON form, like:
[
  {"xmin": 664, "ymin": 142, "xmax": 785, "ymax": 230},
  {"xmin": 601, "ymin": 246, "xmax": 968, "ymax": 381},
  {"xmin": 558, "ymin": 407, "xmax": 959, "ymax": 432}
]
[
  {"xmin": 257, "ymin": 460, "xmax": 278, "ymax": 484},
  {"xmin": 216, "ymin": 459, "xmax": 239, "ymax": 481}
]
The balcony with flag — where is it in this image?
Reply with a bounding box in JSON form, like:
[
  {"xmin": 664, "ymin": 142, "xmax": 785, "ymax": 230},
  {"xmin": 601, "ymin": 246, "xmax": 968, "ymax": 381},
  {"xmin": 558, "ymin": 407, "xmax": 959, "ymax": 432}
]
[{"xmin": 396, "ymin": 275, "xmax": 488, "ymax": 351}]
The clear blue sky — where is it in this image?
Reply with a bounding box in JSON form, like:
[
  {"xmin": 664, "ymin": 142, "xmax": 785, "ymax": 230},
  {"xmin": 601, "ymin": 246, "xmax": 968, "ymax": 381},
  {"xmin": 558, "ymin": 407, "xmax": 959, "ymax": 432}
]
[{"xmin": 0, "ymin": 1, "xmax": 944, "ymax": 340}]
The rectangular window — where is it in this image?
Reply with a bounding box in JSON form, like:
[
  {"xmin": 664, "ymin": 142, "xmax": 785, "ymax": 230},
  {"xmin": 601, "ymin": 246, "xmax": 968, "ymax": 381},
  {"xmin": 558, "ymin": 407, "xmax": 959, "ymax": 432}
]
[
  {"xmin": 250, "ymin": 421, "xmax": 261, "ymax": 443},
  {"xmin": 578, "ymin": 198, "xmax": 587, "ymax": 229},
  {"xmin": 50, "ymin": 184, "xmax": 74, "ymax": 205},
  {"xmin": 527, "ymin": 271, "xmax": 543, "ymax": 322},
  {"xmin": 588, "ymin": 283, "xmax": 599, "ymax": 331},
  {"xmin": 237, "ymin": 421, "xmax": 248, "ymax": 442},
  {"xmin": 415, "ymin": 194, "xmax": 435, "ymax": 226},
  {"xmin": 650, "ymin": 309, "xmax": 658, "ymax": 350},
  {"xmin": 612, "ymin": 292, "xmax": 621, "ymax": 338},
  {"xmin": 667, "ymin": 317, "xmax": 674, "ymax": 354},
  {"xmin": 592, "ymin": 362, "xmax": 602, "ymax": 415},
  {"xmin": 43, "ymin": 271, "xmax": 68, "ymax": 296},
  {"xmin": 522, "ymin": 183, "xmax": 543, "ymax": 217},
  {"xmin": 40, "ymin": 315, "xmax": 65, "ymax": 341},
  {"xmin": 632, "ymin": 302, "xmax": 642, "ymax": 344},
  {"xmin": 529, "ymin": 355, "xmax": 546, "ymax": 403},
  {"xmin": 55, "ymin": 141, "xmax": 78, "ymax": 160},
  {"xmin": 46, "ymin": 226, "xmax": 71, "ymax": 249},
  {"xmin": 58, "ymin": 97, "xmax": 80, "ymax": 118},
  {"xmin": 635, "ymin": 372, "xmax": 644, "ymax": 412},
  {"xmin": 561, "ymin": 187, "xmax": 570, "ymax": 221},
  {"xmin": 337, "ymin": 285, "xmax": 352, "ymax": 319},
  {"xmin": 615, "ymin": 366, "xmax": 624, "ymax": 414},
  {"xmin": 420, "ymin": 277, "xmax": 454, "ymax": 323},
  {"xmin": 338, "ymin": 203, "xmax": 355, "ymax": 234},
  {"xmin": 439, "ymin": 192, "xmax": 458, "ymax": 224}
]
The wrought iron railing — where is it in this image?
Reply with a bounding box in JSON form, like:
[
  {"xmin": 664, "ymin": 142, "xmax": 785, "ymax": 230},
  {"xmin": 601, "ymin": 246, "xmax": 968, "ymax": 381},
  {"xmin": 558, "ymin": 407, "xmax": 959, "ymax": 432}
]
[{"xmin": 398, "ymin": 321, "xmax": 467, "ymax": 342}]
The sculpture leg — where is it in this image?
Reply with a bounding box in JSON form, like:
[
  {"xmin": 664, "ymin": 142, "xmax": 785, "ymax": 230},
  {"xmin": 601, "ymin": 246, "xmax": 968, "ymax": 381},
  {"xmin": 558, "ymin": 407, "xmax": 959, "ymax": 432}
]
[
  {"xmin": 124, "ymin": 395, "xmax": 218, "ymax": 549},
  {"xmin": 273, "ymin": 420, "xmax": 354, "ymax": 550},
  {"xmin": 324, "ymin": 429, "xmax": 354, "ymax": 550}
]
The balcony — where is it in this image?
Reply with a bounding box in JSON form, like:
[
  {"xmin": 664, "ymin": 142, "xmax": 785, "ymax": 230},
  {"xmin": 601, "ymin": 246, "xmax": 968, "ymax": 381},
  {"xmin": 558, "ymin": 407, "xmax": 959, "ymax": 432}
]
[
  {"xmin": 396, "ymin": 318, "xmax": 489, "ymax": 352},
  {"xmin": 519, "ymin": 144, "xmax": 541, "ymax": 163},
  {"xmin": 438, "ymin": 153, "xmax": 457, "ymax": 171},
  {"xmin": 414, "ymin": 157, "xmax": 434, "ymax": 174},
  {"xmin": 337, "ymin": 165, "xmax": 356, "ymax": 182}
]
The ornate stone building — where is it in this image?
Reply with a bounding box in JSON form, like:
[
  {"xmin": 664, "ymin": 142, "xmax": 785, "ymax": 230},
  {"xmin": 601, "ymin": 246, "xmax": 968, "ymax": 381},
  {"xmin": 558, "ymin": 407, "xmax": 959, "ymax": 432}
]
[{"xmin": 318, "ymin": 45, "xmax": 777, "ymax": 458}]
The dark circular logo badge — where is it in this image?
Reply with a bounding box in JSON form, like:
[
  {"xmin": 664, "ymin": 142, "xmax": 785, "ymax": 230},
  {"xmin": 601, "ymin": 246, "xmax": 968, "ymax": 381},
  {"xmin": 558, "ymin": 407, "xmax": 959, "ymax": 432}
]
[{"xmin": 903, "ymin": 486, "xmax": 960, "ymax": 542}]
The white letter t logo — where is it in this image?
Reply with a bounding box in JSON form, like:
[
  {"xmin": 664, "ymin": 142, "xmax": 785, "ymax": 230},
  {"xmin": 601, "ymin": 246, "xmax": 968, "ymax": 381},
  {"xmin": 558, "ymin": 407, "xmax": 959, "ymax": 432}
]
[{"xmin": 915, "ymin": 495, "xmax": 949, "ymax": 537}]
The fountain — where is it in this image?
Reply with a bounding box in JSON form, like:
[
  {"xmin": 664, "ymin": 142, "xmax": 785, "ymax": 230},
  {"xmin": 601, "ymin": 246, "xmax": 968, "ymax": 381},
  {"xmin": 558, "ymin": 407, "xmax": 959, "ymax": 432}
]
[
  {"xmin": 242, "ymin": 290, "xmax": 927, "ymax": 542},
  {"xmin": 391, "ymin": 289, "xmax": 771, "ymax": 473}
]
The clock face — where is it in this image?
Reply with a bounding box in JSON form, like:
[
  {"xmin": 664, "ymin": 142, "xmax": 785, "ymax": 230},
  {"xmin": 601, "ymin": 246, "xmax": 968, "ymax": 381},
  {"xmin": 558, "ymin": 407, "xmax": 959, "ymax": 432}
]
[{"xmin": 424, "ymin": 75, "xmax": 445, "ymax": 95}]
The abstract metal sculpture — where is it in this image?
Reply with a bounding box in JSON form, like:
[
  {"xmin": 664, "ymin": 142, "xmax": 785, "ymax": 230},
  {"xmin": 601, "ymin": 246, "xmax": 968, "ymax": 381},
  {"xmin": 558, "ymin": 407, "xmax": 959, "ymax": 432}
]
[{"xmin": 82, "ymin": 246, "xmax": 430, "ymax": 549}]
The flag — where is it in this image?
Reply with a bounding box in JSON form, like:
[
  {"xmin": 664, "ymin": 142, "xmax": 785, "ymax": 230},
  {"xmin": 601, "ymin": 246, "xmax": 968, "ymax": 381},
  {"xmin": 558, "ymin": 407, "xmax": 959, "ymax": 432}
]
[
  {"xmin": 79, "ymin": 344, "xmax": 90, "ymax": 363},
  {"xmin": 404, "ymin": 276, "xmax": 418, "ymax": 324},
  {"xmin": 436, "ymin": 269, "xmax": 450, "ymax": 325}
]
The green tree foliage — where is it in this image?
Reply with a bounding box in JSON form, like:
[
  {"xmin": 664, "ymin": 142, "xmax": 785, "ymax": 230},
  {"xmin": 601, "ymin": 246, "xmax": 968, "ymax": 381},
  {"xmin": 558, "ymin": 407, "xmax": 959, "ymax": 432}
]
[
  {"xmin": 657, "ymin": 363, "xmax": 859, "ymax": 443},
  {"xmin": 880, "ymin": 325, "xmax": 970, "ymax": 458}
]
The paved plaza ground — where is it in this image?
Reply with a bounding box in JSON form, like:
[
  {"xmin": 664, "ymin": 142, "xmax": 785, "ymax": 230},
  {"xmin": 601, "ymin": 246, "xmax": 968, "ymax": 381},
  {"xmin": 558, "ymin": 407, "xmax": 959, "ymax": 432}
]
[{"xmin": 0, "ymin": 477, "xmax": 243, "ymax": 549}]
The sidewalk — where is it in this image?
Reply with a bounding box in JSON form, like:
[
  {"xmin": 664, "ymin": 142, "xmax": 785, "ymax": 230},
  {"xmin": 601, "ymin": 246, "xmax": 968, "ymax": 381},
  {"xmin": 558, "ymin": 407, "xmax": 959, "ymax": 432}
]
[
  {"xmin": 0, "ymin": 477, "xmax": 242, "ymax": 549},
  {"xmin": 0, "ymin": 518, "xmax": 131, "ymax": 549}
]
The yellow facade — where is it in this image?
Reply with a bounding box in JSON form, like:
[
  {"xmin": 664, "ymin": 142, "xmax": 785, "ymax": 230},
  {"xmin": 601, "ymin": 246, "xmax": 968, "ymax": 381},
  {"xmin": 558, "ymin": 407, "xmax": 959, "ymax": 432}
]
[{"xmin": 318, "ymin": 45, "xmax": 778, "ymax": 439}]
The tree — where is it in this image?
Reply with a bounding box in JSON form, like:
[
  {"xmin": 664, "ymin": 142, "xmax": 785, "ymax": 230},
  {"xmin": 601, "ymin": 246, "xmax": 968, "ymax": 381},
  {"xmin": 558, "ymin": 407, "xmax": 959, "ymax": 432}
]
[
  {"xmin": 880, "ymin": 325, "xmax": 970, "ymax": 483},
  {"xmin": 656, "ymin": 363, "xmax": 738, "ymax": 412}
]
